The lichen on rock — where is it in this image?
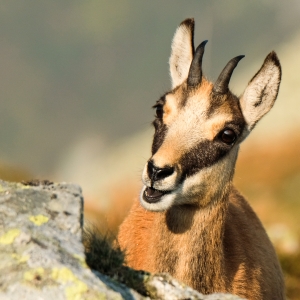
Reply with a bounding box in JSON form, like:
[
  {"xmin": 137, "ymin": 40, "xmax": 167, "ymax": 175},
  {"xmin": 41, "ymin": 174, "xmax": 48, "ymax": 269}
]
[
  {"xmin": 0, "ymin": 180, "xmax": 135, "ymax": 299},
  {"xmin": 0, "ymin": 179, "xmax": 244, "ymax": 299}
]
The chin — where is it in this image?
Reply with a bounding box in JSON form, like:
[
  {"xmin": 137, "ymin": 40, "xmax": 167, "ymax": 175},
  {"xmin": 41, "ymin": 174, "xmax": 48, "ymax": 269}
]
[{"xmin": 139, "ymin": 185, "xmax": 176, "ymax": 212}]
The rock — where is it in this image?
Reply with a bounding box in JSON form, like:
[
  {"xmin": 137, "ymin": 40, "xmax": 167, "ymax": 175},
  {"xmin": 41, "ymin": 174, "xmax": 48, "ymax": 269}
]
[
  {"xmin": 0, "ymin": 180, "xmax": 140, "ymax": 299},
  {"xmin": 0, "ymin": 179, "xmax": 244, "ymax": 299},
  {"xmin": 139, "ymin": 273, "xmax": 244, "ymax": 300}
]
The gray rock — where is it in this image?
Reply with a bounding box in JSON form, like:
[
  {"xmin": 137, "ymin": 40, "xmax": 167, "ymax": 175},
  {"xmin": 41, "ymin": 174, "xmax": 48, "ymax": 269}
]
[
  {"xmin": 0, "ymin": 180, "xmax": 244, "ymax": 299},
  {"xmin": 0, "ymin": 180, "xmax": 140, "ymax": 299}
]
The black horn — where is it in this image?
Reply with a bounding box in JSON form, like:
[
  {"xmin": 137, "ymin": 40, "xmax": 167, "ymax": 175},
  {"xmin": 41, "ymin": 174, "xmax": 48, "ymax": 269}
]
[
  {"xmin": 213, "ymin": 55, "xmax": 245, "ymax": 94},
  {"xmin": 187, "ymin": 40, "xmax": 208, "ymax": 87}
]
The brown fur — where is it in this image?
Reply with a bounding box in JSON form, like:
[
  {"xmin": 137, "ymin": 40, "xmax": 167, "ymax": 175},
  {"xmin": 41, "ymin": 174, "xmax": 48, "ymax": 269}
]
[
  {"xmin": 118, "ymin": 19, "xmax": 284, "ymax": 299},
  {"xmin": 118, "ymin": 186, "xmax": 284, "ymax": 299}
]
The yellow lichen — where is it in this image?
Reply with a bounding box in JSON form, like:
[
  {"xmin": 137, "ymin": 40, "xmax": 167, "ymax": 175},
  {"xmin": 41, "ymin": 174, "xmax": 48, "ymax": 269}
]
[
  {"xmin": 51, "ymin": 267, "xmax": 77, "ymax": 283},
  {"xmin": 0, "ymin": 185, "xmax": 5, "ymax": 193},
  {"xmin": 24, "ymin": 267, "xmax": 45, "ymax": 281},
  {"xmin": 29, "ymin": 215, "xmax": 49, "ymax": 226},
  {"xmin": 91, "ymin": 293, "xmax": 107, "ymax": 300},
  {"xmin": 11, "ymin": 253, "xmax": 29, "ymax": 263},
  {"xmin": 20, "ymin": 184, "xmax": 30, "ymax": 189},
  {"xmin": 73, "ymin": 253, "xmax": 88, "ymax": 268},
  {"xmin": 51, "ymin": 267, "xmax": 89, "ymax": 300},
  {"xmin": 65, "ymin": 280, "xmax": 88, "ymax": 300},
  {"xmin": 0, "ymin": 228, "xmax": 20, "ymax": 244}
]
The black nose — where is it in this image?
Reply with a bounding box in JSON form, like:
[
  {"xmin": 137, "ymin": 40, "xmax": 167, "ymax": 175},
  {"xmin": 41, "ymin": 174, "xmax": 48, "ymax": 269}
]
[{"xmin": 147, "ymin": 161, "xmax": 174, "ymax": 182}]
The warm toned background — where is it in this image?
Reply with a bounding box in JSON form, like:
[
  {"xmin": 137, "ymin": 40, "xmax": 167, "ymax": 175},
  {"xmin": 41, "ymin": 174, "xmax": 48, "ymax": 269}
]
[{"xmin": 0, "ymin": 1, "xmax": 299, "ymax": 298}]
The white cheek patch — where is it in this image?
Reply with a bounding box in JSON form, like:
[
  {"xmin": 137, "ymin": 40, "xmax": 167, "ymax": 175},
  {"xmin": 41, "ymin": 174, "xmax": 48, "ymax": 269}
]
[
  {"xmin": 140, "ymin": 147, "xmax": 239, "ymax": 211},
  {"xmin": 153, "ymin": 173, "xmax": 178, "ymax": 191},
  {"xmin": 173, "ymin": 147, "xmax": 239, "ymax": 207}
]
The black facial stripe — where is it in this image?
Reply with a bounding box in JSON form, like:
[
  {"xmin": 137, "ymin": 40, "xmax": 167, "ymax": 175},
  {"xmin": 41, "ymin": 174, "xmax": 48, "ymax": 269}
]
[
  {"xmin": 179, "ymin": 140, "xmax": 231, "ymax": 179},
  {"xmin": 207, "ymin": 91, "xmax": 243, "ymax": 118},
  {"xmin": 178, "ymin": 87, "xmax": 189, "ymax": 108},
  {"xmin": 207, "ymin": 92, "xmax": 246, "ymax": 135},
  {"xmin": 222, "ymin": 121, "xmax": 245, "ymax": 137},
  {"xmin": 152, "ymin": 120, "xmax": 167, "ymax": 155},
  {"xmin": 153, "ymin": 94, "xmax": 167, "ymax": 108},
  {"xmin": 206, "ymin": 93, "xmax": 225, "ymax": 117}
]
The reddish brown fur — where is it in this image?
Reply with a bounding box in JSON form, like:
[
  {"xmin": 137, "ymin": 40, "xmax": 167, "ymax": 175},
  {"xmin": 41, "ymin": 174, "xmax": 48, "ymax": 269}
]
[
  {"xmin": 118, "ymin": 186, "xmax": 284, "ymax": 299},
  {"xmin": 118, "ymin": 19, "xmax": 284, "ymax": 300}
]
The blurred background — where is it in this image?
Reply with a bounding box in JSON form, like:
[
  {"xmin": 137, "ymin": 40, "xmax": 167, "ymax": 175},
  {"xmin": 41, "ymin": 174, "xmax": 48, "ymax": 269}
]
[{"xmin": 0, "ymin": 1, "xmax": 299, "ymax": 298}]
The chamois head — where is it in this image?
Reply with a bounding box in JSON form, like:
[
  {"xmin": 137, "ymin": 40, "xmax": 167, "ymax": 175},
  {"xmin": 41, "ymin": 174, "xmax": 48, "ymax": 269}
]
[{"xmin": 140, "ymin": 18, "xmax": 281, "ymax": 212}]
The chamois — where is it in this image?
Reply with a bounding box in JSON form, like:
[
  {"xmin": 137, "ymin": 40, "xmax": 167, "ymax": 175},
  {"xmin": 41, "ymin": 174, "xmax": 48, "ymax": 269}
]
[{"xmin": 118, "ymin": 19, "xmax": 285, "ymax": 299}]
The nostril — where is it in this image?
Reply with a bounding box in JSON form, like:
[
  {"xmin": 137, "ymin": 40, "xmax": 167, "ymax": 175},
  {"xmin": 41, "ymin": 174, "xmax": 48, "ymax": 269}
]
[
  {"xmin": 154, "ymin": 167, "xmax": 174, "ymax": 181},
  {"xmin": 147, "ymin": 160, "xmax": 175, "ymax": 182},
  {"xmin": 147, "ymin": 161, "xmax": 156, "ymax": 179}
]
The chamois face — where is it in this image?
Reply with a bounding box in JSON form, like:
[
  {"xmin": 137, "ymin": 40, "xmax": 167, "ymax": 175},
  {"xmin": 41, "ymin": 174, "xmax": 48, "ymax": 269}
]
[{"xmin": 140, "ymin": 19, "xmax": 281, "ymax": 212}]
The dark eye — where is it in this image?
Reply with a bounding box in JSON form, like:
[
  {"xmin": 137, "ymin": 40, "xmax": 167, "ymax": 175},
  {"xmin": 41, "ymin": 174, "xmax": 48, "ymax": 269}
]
[
  {"xmin": 219, "ymin": 129, "xmax": 236, "ymax": 145},
  {"xmin": 155, "ymin": 105, "xmax": 164, "ymax": 118}
]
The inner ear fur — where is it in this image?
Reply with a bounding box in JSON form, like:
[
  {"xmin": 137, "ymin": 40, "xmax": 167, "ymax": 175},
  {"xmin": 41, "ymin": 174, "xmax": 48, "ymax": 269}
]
[
  {"xmin": 169, "ymin": 18, "xmax": 195, "ymax": 89},
  {"xmin": 240, "ymin": 51, "xmax": 281, "ymax": 131}
]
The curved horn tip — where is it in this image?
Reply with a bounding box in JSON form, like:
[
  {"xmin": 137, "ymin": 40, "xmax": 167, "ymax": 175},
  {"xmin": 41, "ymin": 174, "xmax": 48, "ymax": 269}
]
[
  {"xmin": 193, "ymin": 40, "xmax": 208, "ymax": 55},
  {"xmin": 234, "ymin": 55, "xmax": 245, "ymax": 62},
  {"xmin": 198, "ymin": 40, "xmax": 208, "ymax": 48},
  {"xmin": 187, "ymin": 40, "xmax": 208, "ymax": 87},
  {"xmin": 213, "ymin": 54, "xmax": 245, "ymax": 94}
]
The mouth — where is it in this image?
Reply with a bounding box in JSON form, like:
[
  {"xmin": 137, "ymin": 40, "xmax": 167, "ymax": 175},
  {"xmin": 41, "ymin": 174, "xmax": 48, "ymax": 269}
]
[{"xmin": 143, "ymin": 186, "xmax": 172, "ymax": 203}]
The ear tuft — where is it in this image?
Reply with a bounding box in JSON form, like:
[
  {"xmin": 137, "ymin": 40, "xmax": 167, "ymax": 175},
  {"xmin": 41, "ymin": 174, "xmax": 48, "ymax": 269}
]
[
  {"xmin": 180, "ymin": 18, "xmax": 195, "ymax": 30},
  {"xmin": 265, "ymin": 51, "xmax": 281, "ymax": 68},
  {"xmin": 169, "ymin": 18, "xmax": 195, "ymax": 89},
  {"xmin": 240, "ymin": 51, "xmax": 281, "ymax": 131}
]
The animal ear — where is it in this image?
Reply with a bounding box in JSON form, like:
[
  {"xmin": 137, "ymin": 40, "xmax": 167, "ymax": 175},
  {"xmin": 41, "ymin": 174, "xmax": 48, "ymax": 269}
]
[
  {"xmin": 240, "ymin": 52, "xmax": 281, "ymax": 131},
  {"xmin": 169, "ymin": 18, "xmax": 195, "ymax": 88}
]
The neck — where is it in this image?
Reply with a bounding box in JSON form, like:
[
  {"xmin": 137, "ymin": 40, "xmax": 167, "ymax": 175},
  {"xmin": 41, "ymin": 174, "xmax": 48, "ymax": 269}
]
[{"xmin": 152, "ymin": 184, "xmax": 230, "ymax": 293}]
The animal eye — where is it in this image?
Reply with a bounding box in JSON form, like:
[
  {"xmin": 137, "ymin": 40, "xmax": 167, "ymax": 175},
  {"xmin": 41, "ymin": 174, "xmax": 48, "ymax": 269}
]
[
  {"xmin": 155, "ymin": 105, "xmax": 164, "ymax": 118},
  {"xmin": 219, "ymin": 129, "xmax": 236, "ymax": 145}
]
